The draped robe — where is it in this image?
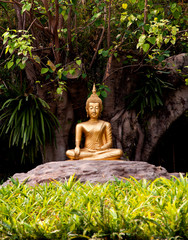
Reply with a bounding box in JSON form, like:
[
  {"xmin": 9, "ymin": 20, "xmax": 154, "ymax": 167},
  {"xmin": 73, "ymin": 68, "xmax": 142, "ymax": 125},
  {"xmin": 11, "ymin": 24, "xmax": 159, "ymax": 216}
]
[{"xmin": 66, "ymin": 120, "xmax": 123, "ymax": 160}]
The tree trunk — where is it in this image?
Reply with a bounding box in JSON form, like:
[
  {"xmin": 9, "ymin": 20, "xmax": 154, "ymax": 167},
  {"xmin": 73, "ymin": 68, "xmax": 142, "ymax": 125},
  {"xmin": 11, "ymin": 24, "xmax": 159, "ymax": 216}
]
[
  {"xmin": 25, "ymin": 62, "xmax": 74, "ymax": 162},
  {"xmin": 43, "ymin": 91, "xmax": 74, "ymax": 162}
]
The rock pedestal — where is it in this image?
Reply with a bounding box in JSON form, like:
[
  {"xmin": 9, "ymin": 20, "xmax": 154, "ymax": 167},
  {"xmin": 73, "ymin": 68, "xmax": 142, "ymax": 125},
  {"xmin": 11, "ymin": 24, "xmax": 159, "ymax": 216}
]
[{"xmin": 3, "ymin": 160, "xmax": 182, "ymax": 186}]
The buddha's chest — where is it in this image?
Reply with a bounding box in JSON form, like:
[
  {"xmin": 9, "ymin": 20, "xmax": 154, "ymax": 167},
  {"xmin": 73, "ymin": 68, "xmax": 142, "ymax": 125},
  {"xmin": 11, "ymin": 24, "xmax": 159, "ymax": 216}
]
[{"xmin": 82, "ymin": 123, "xmax": 105, "ymax": 136}]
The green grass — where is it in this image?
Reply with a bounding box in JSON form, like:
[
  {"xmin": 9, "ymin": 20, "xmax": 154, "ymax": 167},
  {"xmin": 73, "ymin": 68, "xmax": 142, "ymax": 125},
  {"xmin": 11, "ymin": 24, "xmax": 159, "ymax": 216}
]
[{"xmin": 0, "ymin": 175, "xmax": 188, "ymax": 240}]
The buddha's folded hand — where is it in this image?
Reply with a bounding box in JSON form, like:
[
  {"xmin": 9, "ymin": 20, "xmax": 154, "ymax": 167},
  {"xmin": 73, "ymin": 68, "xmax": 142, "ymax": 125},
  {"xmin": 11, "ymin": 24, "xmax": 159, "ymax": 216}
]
[{"xmin": 74, "ymin": 147, "xmax": 80, "ymax": 158}]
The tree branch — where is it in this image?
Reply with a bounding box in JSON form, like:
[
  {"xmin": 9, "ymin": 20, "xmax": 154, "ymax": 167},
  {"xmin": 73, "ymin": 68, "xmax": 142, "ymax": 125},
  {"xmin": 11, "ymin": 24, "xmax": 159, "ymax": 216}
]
[
  {"xmin": 3, "ymin": 0, "xmax": 52, "ymax": 35},
  {"xmin": 0, "ymin": 2, "xmax": 12, "ymax": 28},
  {"xmin": 27, "ymin": 18, "xmax": 37, "ymax": 31},
  {"xmin": 41, "ymin": 0, "xmax": 53, "ymax": 32},
  {"xmin": 89, "ymin": 27, "xmax": 105, "ymax": 69},
  {"xmin": 67, "ymin": 0, "xmax": 73, "ymax": 58},
  {"xmin": 0, "ymin": 50, "xmax": 16, "ymax": 66},
  {"xmin": 107, "ymin": 0, "xmax": 111, "ymax": 49},
  {"xmin": 0, "ymin": 26, "xmax": 6, "ymax": 31},
  {"xmin": 143, "ymin": 0, "xmax": 148, "ymax": 34},
  {"xmin": 74, "ymin": 13, "xmax": 79, "ymax": 54},
  {"xmin": 23, "ymin": 12, "xmax": 26, "ymax": 30},
  {"xmin": 54, "ymin": 0, "xmax": 59, "ymax": 30},
  {"xmin": 14, "ymin": 2, "xmax": 23, "ymax": 30},
  {"xmin": 53, "ymin": 0, "xmax": 60, "ymax": 63}
]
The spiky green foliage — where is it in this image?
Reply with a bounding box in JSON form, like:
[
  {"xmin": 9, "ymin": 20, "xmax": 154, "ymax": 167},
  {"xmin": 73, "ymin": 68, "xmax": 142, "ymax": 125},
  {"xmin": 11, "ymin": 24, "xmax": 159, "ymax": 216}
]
[
  {"xmin": 0, "ymin": 175, "xmax": 187, "ymax": 240},
  {"xmin": 126, "ymin": 70, "xmax": 174, "ymax": 116},
  {"xmin": 0, "ymin": 93, "xmax": 60, "ymax": 163}
]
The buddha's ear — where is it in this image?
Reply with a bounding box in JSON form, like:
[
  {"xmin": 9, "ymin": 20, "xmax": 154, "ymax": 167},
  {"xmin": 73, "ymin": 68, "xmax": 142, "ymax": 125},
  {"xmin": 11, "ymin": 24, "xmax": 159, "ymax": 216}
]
[{"xmin": 85, "ymin": 107, "xmax": 89, "ymax": 118}]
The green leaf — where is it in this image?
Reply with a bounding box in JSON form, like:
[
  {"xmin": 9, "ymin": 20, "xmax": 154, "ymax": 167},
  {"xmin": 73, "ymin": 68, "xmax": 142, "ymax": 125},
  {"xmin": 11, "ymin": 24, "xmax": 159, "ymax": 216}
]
[
  {"xmin": 138, "ymin": 1, "xmax": 144, "ymax": 10},
  {"xmin": 171, "ymin": 37, "xmax": 176, "ymax": 45},
  {"xmin": 22, "ymin": 56, "xmax": 28, "ymax": 64},
  {"xmin": 114, "ymin": 52, "xmax": 118, "ymax": 58},
  {"xmin": 40, "ymin": 111, "xmax": 45, "ymax": 142},
  {"xmin": 2, "ymin": 31, "xmax": 9, "ymax": 40},
  {"xmin": 164, "ymin": 38, "xmax": 170, "ymax": 44},
  {"xmin": 129, "ymin": 0, "xmax": 136, "ymax": 3},
  {"xmin": 10, "ymin": 34, "xmax": 17, "ymax": 39},
  {"xmin": 57, "ymin": 87, "xmax": 63, "ymax": 95},
  {"xmin": 41, "ymin": 68, "xmax": 49, "ymax": 74},
  {"xmin": 170, "ymin": 3, "xmax": 177, "ymax": 13},
  {"xmin": 102, "ymin": 50, "xmax": 109, "ymax": 57},
  {"xmin": 57, "ymin": 69, "xmax": 62, "ymax": 79},
  {"xmin": 98, "ymin": 49, "xmax": 103, "ymax": 55},
  {"xmin": 82, "ymin": 73, "xmax": 87, "ymax": 79},
  {"xmin": 9, "ymin": 48, "xmax": 14, "ymax": 54},
  {"xmin": 55, "ymin": 63, "xmax": 61, "ymax": 68},
  {"xmin": 26, "ymin": 3, "xmax": 32, "ymax": 11},
  {"xmin": 142, "ymin": 43, "xmax": 150, "ymax": 52},
  {"xmin": 171, "ymin": 26, "xmax": 177, "ymax": 35},
  {"xmin": 33, "ymin": 55, "xmax": 41, "ymax": 64},
  {"xmin": 22, "ymin": 3, "xmax": 32, "ymax": 13},
  {"xmin": 91, "ymin": 12, "xmax": 102, "ymax": 21},
  {"xmin": 7, "ymin": 61, "xmax": 14, "ymax": 69},
  {"xmin": 19, "ymin": 63, "xmax": 25, "ymax": 70},
  {"xmin": 69, "ymin": 69, "xmax": 75, "ymax": 75},
  {"xmin": 147, "ymin": 37, "xmax": 156, "ymax": 45},
  {"xmin": 76, "ymin": 60, "xmax": 82, "ymax": 66},
  {"xmin": 101, "ymin": 91, "xmax": 107, "ymax": 98},
  {"xmin": 105, "ymin": 87, "xmax": 110, "ymax": 92},
  {"xmin": 5, "ymin": 45, "xmax": 9, "ymax": 54},
  {"xmin": 16, "ymin": 58, "xmax": 21, "ymax": 65},
  {"xmin": 139, "ymin": 34, "xmax": 146, "ymax": 44}
]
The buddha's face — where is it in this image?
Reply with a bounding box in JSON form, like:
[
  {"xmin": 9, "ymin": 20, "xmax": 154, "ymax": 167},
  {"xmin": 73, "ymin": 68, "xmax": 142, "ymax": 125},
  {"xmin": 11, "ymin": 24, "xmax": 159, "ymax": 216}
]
[{"xmin": 88, "ymin": 102, "xmax": 100, "ymax": 119}]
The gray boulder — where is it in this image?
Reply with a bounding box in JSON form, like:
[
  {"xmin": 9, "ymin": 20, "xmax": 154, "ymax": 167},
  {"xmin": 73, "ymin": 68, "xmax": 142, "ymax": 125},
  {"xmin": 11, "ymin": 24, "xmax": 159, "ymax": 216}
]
[{"xmin": 3, "ymin": 160, "xmax": 183, "ymax": 186}]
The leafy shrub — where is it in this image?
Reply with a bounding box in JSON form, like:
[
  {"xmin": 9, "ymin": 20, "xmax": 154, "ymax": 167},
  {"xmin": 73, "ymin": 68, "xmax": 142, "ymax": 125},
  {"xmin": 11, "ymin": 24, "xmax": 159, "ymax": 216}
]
[
  {"xmin": 0, "ymin": 88, "xmax": 60, "ymax": 163},
  {"xmin": 126, "ymin": 69, "xmax": 174, "ymax": 116},
  {"xmin": 0, "ymin": 175, "xmax": 187, "ymax": 240}
]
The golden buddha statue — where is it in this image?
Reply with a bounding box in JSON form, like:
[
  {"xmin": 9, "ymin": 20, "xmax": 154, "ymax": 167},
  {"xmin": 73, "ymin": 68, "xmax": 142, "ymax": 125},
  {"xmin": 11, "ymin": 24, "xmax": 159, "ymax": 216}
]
[{"xmin": 66, "ymin": 84, "xmax": 123, "ymax": 160}]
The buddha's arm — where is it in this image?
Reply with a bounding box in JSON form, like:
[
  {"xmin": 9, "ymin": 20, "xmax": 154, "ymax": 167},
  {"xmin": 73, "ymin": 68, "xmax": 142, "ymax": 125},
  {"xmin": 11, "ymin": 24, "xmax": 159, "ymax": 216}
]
[
  {"xmin": 100, "ymin": 122, "xmax": 112, "ymax": 150},
  {"xmin": 75, "ymin": 123, "xmax": 82, "ymax": 156}
]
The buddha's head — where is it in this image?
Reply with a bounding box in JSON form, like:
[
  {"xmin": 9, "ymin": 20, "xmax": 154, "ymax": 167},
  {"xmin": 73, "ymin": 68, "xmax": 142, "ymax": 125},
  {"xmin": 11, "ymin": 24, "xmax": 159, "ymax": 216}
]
[{"xmin": 86, "ymin": 84, "xmax": 102, "ymax": 119}]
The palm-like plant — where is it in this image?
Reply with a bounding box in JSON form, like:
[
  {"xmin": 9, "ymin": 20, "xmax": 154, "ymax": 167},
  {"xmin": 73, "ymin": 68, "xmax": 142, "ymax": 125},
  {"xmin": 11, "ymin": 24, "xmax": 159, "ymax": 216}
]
[{"xmin": 0, "ymin": 84, "xmax": 60, "ymax": 163}]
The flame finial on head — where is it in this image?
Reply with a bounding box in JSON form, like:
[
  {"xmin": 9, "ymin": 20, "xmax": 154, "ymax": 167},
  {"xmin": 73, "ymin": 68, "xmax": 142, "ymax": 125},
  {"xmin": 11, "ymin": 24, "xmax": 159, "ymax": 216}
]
[{"xmin": 92, "ymin": 83, "xmax": 96, "ymax": 94}]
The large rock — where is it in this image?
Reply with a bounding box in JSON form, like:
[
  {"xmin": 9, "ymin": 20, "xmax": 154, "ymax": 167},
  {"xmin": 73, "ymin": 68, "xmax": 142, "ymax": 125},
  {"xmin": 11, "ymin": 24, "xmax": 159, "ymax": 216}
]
[{"xmin": 3, "ymin": 160, "xmax": 182, "ymax": 186}]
